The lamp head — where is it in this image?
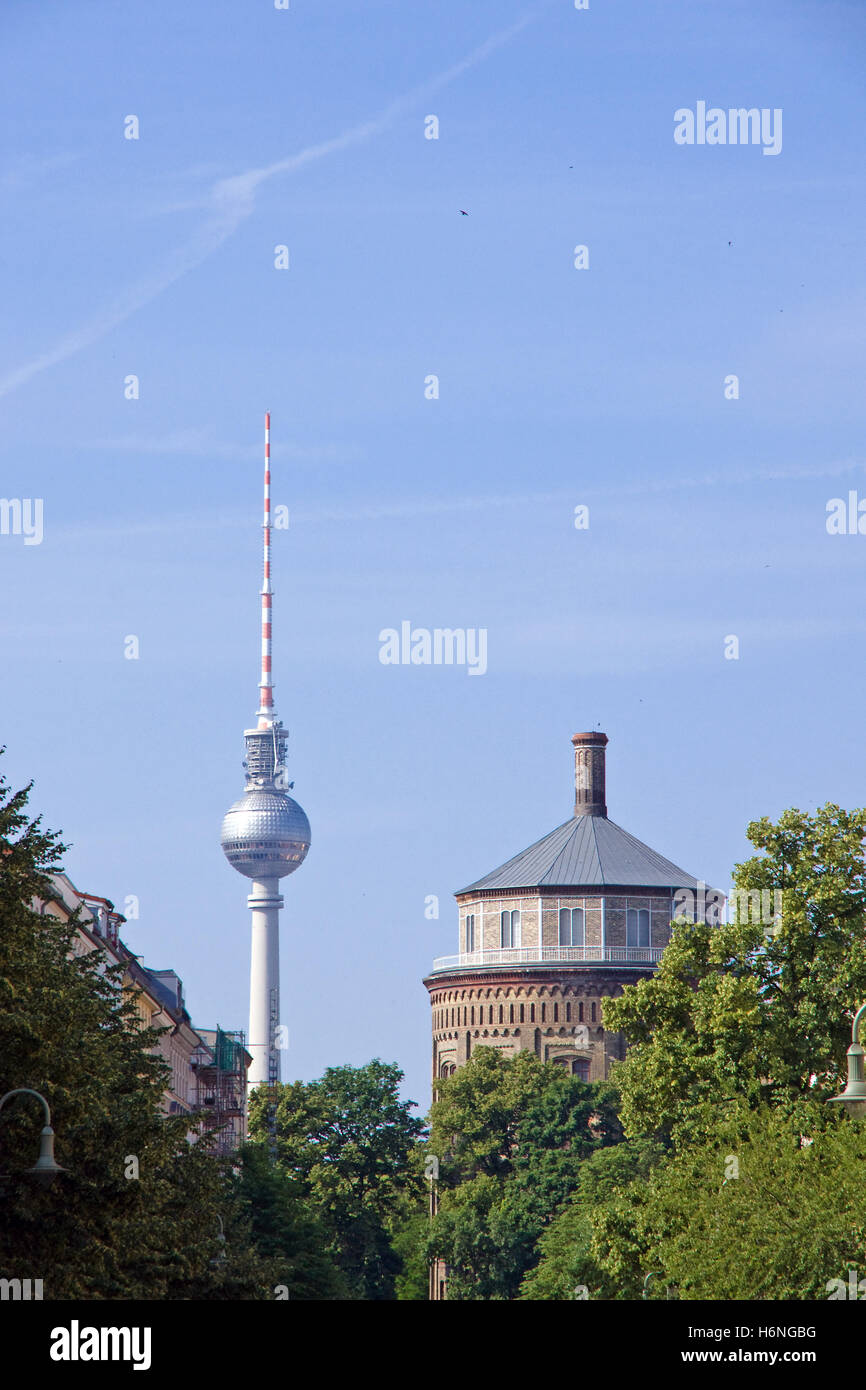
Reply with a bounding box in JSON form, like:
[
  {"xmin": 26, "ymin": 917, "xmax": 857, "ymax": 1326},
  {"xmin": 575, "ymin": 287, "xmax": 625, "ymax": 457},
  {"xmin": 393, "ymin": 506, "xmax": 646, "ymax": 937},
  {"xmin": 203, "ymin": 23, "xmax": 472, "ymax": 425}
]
[
  {"xmin": 828, "ymin": 1041, "xmax": 866, "ymax": 1119},
  {"xmin": 29, "ymin": 1125, "xmax": 65, "ymax": 1182}
]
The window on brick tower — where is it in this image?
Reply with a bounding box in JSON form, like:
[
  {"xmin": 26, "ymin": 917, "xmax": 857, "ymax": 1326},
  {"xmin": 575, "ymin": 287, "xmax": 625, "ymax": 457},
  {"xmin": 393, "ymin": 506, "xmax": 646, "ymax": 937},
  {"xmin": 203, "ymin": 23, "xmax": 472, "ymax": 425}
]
[
  {"xmin": 627, "ymin": 907, "xmax": 650, "ymax": 948},
  {"xmin": 559, "ymin": 906, "xmax": 585, "ymax": 947},
  {"xmin": 500, "ymin": 909, "xmax": 521, "ymax": 948},
  {"xmin": 573, "ymin": 1059, "xmax": 590, "ymax": 1080},
  {"xmin": 466, "ymin": 913, "xmax": 475, "ymax": 952}
]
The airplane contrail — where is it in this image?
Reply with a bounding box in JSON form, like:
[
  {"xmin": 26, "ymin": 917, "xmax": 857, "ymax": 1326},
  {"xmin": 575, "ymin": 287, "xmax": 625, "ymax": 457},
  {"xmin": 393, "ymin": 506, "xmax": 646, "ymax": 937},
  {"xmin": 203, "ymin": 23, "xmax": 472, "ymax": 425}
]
[{"xmin": 0, "ymin": 4, "xmax": 547, "ymax": 401}]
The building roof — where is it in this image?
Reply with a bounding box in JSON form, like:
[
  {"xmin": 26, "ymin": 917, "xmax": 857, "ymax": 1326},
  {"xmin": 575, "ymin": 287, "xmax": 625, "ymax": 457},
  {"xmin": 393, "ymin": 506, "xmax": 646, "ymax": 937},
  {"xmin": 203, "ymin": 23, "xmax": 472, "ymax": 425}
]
[{"xmin": 458, "ymin": 813, "xmax": 701, "ymax": 894}]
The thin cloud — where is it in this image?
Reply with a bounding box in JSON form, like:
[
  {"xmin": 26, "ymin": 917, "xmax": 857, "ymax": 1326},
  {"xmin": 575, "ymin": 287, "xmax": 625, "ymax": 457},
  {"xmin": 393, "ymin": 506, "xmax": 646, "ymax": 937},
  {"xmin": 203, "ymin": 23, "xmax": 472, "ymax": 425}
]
[
  {"xmin": 0, "ymin": 4, "xmax": 546, "ymax": 401},
  {"xmin": 84, "ymin": 430, "xmax": 363, "ymax": 464},
  {"xmin": 49, "ymin": 454, "xmax": 865, "ymax": 543},
  {"xmin": 0, "ymin": 149, "xmax": 84, "ymax": 190}
]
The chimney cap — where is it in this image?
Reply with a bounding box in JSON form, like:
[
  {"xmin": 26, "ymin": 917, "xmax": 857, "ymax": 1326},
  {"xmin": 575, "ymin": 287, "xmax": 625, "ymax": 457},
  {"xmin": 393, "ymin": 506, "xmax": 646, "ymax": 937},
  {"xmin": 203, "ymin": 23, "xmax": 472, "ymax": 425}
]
[{"xmin": 571, "ymin": 730, "xmax": 608, "ymax": 746}]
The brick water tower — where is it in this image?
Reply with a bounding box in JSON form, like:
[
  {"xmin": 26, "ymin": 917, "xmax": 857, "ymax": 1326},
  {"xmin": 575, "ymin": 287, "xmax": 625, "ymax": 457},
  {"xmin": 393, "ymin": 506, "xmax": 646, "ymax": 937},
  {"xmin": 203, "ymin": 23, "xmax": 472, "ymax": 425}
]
[{"xmin": 424, "ymin": 731, "xmax": 704, "ymax": 1085}]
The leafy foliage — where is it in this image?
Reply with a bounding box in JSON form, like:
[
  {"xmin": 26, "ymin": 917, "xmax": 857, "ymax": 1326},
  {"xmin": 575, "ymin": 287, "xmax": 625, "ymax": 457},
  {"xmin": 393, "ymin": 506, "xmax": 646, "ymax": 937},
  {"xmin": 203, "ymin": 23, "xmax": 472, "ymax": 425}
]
[
  {"xmin": 604, "ymin": 805, "xmax": 866, "ymax": 1142},
  {"xmin": 233, "ymin": 1143, "xmax": 347, "ymax": 1299},
  {"xmin": 0, "ymin": 758, "xmax": 272, "ymax": 1298},
  {"xmin": 425, "ymin": 1048, "xmax": 623, "ymax": 1299},
  {"xmin": 591, "ymin": 1101, "xmax": 866, "ymax": 1300},
  {"xmin": 519, "ymin": 1137, "xmax": 666, "ymax": 1300},
  {"xmin": 249, "ymin": 1059, "xmax": 425, "ymax": 1299}
]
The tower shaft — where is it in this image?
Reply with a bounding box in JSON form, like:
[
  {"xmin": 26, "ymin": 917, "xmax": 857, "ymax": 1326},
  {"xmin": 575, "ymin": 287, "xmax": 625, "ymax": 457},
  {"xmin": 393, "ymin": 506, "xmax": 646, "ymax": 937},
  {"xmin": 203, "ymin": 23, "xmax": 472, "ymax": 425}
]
[{"xmin": 247, "ymin": 878, "xmax": 283, "ymax": 1088}]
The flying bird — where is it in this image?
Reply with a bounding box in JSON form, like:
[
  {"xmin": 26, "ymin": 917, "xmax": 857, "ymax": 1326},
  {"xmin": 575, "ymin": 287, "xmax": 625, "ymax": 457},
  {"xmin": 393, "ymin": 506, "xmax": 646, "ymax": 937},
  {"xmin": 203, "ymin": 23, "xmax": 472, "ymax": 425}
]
[{"xmin": 459, "ymin": 209, "xmax": 469, "ymax": 215}]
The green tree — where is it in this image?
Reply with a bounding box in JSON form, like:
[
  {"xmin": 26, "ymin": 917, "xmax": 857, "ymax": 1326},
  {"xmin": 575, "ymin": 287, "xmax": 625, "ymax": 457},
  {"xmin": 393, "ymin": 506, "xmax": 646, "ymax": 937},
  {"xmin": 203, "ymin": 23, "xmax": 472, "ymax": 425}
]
[
  {"xmin": 520, "ymin": 1137, "xmax": 666, "ymax": 1300},
  {"xmin": 390, "ymin": 1144, "xmax": 434, "ymax": 1300},
  {"xmin": 234, "ymin": 1143, "xmax": 347, "ymax": 1299},
  {"xmin": 604, "ymin": 805, "xmax": 866, "ymax": 1142},
  {"xmin": 591, "ymin": 1102, "xmax": 866, "ymax": 1301},
  {"xmin": 426, "ymin": 1048, "xmax": 622, "ymax": 1299},
  {"xmin": 0, "ymin": 758, "xmax": 270, "ymax": 1299},
  {"xmin": 249, "ymin": 1060, "xmax": 425, "ymax": 1300}
]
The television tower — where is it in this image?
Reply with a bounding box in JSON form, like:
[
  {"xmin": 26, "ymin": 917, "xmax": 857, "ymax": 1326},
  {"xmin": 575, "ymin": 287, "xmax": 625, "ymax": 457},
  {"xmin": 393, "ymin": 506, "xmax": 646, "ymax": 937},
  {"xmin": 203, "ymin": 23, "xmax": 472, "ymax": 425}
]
[{"xmin": 220, "ymin": 412, "xmax": 311, "ymax": 1093}]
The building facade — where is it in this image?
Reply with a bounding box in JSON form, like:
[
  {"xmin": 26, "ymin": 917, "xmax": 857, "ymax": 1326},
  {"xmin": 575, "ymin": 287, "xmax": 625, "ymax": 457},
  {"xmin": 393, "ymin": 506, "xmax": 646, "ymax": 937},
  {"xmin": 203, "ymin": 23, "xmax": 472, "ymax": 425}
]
[
  {"xmin": 423, "ymin": 729, "xmax": 710, "ymax": 1300},
  {"xmin": 424, "ymin": 730, "xmax": 705, "ymax": 1085},
  {"xmin": 35, "ymin": 873, "xmax": 250, "ymax": 1152}
]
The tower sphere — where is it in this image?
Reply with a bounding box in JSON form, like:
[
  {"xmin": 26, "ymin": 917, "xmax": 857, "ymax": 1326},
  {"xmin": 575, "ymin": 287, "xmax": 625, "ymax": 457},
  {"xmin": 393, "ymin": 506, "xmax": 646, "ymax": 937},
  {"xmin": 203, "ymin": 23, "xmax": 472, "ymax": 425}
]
[{"xmin": 220, "ymin": 788, "xmax": 311, "ymax": 879}]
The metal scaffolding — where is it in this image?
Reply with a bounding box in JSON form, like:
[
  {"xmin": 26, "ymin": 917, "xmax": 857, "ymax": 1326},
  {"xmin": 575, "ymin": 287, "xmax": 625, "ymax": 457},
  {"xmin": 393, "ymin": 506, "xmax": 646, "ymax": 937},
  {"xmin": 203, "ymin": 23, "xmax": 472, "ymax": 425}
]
[{"xmin": 192, "ymin": 1028, "xmax": 248, "ymax": 1154}]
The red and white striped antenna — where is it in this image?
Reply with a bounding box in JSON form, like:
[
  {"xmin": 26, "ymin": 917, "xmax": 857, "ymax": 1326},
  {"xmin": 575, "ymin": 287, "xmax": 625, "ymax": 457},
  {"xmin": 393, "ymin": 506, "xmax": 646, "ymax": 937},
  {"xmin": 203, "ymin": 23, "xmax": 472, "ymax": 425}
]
[{"xmin": 257, "ymin": 411, "xmax": 275, "ymax": 727}]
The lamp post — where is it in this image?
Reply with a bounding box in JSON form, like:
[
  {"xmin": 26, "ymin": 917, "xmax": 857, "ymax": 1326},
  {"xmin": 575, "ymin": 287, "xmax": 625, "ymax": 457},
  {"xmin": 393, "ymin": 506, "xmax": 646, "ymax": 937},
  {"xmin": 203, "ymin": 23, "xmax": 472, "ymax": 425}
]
[
  {"xmin": 828, "ymin": 1003, "xmax": 866, "ymax": 1119},
  {"xmin": 0, "ymin": 1089, "xmax": 66, "ymax": 1181},
  {"xmin": 211, "ymin": 1214, "xmax": 227, "ymax": 1267}
]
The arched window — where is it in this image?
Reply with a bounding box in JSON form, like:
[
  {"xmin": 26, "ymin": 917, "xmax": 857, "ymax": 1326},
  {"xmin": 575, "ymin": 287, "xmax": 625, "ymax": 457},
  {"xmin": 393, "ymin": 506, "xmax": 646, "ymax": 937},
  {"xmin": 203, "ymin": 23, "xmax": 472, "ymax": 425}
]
[
  {"xmin": 530, "ymin": 1003, "xmax": 535, "ymax": 1022},
  {"xmin": 499, "ymin": 1004, "xmax": 503, "ymax": 1024},
  {"xmin": 579, "ymin": 1001, "xmax": 584, "ymax": 1022},
  {"xmin": 541, "ymin": 1003, "xmax": 546, "ymax": 1022},
  {"xmin": 509, "ymin": 1003, "xmax": 514, "ymax": 1023},
  {"xmin": 489, "ymin": 1005, "xmax": 494, "ymax": 1023},
  {"xmin": 591, "ymin": 1002, "xmax": 597, "ymax": 1023},
  {"xmin": 553, "ymin": 1003, "xmax": 559, "ymax": 1022},
  {"xmin": 519, "ymin": 1003, "xmax": 525, "ymax": 1023},
  {"xmin": 559, "ymin": 907, "xmax": 585, "ymax": 947},
  {"xmin": 566, "ymin": 1002, "xmax": 572, "ymax": 1022},
  {"xmin": 500, "ymin": 909, "xmax": 521, "ymax": 948},
  {"xmin": 465, "ymin": 913, "xmax": 476, "ymax": 952},
  {"xmin": 627, "ymin": 906, "xmax": 650, "ymax": 948},
  {"xmin": 471, "ymin": 1006, "xmax": 475, "ymax": 1024}
]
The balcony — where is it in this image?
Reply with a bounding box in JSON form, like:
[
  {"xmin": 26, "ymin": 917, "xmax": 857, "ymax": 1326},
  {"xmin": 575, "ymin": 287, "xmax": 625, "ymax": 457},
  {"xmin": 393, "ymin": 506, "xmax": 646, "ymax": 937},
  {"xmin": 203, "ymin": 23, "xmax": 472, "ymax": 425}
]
[{"xmin": 429, "ymin": 945, "xmax": 665, "ymax": 973}]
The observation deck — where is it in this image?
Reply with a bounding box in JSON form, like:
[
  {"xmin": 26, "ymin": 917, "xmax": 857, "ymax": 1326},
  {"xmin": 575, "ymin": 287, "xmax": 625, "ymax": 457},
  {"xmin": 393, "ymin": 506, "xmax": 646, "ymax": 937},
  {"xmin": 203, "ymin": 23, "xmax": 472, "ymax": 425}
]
[{"xmin": 428, "ymin": 944, "xmax": 665, "ymax": 975}]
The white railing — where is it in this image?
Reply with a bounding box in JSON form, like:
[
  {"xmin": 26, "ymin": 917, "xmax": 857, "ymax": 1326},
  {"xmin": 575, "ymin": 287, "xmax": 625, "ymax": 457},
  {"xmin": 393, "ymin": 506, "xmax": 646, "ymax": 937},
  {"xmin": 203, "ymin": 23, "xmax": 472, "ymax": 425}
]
[{"xmin": 430, "ymin": 946, "xmax": 665, "ymax": 971}]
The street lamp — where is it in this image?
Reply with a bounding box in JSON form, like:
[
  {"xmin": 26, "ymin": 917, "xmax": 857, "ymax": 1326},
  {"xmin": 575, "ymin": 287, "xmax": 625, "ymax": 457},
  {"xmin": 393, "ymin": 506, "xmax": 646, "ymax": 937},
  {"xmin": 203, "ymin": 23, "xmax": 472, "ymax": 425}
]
[
  {"xmin": 210, "ymin": 1214, "xmax": 227, "ymax": 1267},
  {"xmin": 828, "ymin": 1003, "xmax": 866, "ymax": 1119},
  {"xmin": 0, "ymin": 1089, "xmax": 66, "ymax": 1181}
]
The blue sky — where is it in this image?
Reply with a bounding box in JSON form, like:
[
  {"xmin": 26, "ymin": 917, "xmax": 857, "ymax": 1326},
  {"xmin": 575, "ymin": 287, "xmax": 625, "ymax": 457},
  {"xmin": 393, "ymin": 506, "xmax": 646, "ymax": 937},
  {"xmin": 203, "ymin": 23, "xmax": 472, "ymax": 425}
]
[{"xmin": 1, "ymin": 0, "xmax": 865, "ymax": 1113}]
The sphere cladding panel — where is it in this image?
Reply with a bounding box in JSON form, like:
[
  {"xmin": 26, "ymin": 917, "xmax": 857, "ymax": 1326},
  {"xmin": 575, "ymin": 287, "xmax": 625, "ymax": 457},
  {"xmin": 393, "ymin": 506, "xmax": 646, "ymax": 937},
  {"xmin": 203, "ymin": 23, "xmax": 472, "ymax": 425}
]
[{"xmin": 220, "ymin": 789, "xmax": 311, "ymax": 878}]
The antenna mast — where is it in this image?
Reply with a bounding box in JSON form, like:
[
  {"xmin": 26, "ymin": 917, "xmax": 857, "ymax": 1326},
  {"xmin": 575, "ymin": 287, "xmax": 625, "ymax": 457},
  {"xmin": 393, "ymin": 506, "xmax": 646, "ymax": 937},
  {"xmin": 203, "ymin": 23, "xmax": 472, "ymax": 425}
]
[{"xmin": 257, "ymin": 410, "xmax": 274, "ymax": 728}]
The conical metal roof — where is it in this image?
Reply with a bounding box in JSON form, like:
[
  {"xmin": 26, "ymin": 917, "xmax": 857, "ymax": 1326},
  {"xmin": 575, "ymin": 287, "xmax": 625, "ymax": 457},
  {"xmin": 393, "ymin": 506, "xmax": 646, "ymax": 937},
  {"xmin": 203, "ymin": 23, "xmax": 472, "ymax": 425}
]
[{"xmin": 458, "ymin": 814, "xmax": 700, "ymax": 893}]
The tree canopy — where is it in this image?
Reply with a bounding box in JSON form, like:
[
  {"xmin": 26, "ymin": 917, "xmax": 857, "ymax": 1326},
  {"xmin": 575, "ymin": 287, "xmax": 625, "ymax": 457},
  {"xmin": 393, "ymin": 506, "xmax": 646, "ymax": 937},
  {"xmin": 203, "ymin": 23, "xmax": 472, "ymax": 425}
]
[
  {"xmin": 0, "ymin": 757, "xmax": 273, "ymax": 1298},
  {"xmin": 425, "ymin": 1048, "xmax": 623, "ymax": 1299},
  {"xmin": 604, "ymin": 804, "xmax": 866, "ymax": 1142},
  {"xmin": 525, "ymin": 804, "xmax": 866, "ymax": 1299},
  {"xmin": 248, "ymin": 1059, "xmax": 425, "ymax": 1299}
]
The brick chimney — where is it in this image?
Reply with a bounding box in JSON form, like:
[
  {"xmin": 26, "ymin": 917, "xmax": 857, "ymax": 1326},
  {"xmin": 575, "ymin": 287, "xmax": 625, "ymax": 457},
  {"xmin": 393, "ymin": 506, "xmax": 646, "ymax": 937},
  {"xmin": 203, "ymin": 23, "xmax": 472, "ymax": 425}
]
[{"xmin": 572, "ymin": 731, "xmax": 608, "ymax": 817}]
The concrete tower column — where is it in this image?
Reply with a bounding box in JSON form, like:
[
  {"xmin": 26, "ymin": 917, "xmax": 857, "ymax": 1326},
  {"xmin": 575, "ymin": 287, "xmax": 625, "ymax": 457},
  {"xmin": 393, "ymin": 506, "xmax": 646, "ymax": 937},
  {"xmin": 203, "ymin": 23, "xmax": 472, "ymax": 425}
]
[{"xmin": 247, "ymin": 878, "xmax": 284, "ymax": 1089}]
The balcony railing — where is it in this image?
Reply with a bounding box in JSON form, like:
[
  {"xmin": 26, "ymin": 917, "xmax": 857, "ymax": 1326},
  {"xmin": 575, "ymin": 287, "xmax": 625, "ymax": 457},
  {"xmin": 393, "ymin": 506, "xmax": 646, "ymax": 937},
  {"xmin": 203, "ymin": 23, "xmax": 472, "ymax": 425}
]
[{"xmin": 430, "ymin": 945, "xmax": 665, "ymax": 972}]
